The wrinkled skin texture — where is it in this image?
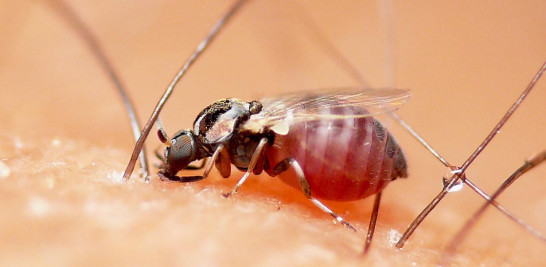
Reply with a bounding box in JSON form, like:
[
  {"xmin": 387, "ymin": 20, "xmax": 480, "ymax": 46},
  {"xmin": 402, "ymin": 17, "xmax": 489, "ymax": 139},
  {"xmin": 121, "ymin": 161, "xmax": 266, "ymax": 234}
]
[{"xmin": 1, "ymin": 0, "xmax": 545, "ymax": 266}]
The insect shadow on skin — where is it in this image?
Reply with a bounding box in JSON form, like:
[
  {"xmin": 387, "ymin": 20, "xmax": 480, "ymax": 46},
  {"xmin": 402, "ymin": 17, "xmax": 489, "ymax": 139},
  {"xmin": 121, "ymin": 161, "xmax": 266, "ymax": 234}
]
[{"xmin": 114, "ymin": 0, "xmax": 546, "ymax": 258}]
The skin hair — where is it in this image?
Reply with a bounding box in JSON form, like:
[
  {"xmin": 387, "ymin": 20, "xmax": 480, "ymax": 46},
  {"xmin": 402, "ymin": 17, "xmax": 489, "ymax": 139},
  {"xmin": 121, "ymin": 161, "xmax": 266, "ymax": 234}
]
[{"xmin": 0, "ymin": 1, "xmax": 544, "ymax": 265}]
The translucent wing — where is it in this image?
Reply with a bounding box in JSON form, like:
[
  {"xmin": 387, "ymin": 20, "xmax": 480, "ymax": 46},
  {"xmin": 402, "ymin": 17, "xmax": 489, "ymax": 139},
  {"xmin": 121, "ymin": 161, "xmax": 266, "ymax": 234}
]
[{"xmin": 248, "ymin": 88, "xmax": 411, "ymax": 129}]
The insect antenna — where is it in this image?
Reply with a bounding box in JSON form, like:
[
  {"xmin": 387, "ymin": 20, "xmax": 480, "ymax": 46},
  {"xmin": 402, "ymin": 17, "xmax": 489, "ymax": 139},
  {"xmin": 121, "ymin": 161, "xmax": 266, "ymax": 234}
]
[
  {"xmin": 122, "ymin": 0, "xmax": 250, "ymax": 181},
  {"xmin": 439, "ymin": 149, "xmax": 546, "ymax": 265},
  {"xmin": 155, "ymin": 118, "xmax": 171, "ymax": 147},
  {"xmin": 45, "ymin": 0, "xmax": 150, "ymax": 178}
]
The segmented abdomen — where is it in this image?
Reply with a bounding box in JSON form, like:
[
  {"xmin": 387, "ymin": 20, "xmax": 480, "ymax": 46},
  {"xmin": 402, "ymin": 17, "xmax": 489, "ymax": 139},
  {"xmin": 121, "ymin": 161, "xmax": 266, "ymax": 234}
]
[{"xmin": 265, "ymin": 106, "xmax": 407, "ymax": 201}]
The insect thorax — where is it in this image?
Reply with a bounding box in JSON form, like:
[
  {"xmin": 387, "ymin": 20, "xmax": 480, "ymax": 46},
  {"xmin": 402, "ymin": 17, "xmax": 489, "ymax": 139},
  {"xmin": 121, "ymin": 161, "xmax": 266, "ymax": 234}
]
[{"xmin": 192, "ymin": 98, "xmax": 266, "ymax": 167}]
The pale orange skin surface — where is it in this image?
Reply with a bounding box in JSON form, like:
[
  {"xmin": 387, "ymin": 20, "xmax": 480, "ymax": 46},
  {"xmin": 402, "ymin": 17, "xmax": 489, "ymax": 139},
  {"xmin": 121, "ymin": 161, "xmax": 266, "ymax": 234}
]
[{"xmin": 1, "ymin": 1, "xmax": 545, "ymax": 266}]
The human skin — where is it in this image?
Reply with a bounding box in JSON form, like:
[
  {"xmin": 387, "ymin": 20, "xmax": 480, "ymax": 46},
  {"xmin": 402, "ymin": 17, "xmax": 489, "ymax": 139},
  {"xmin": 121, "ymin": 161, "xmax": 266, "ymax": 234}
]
[{"xmin": 0, "ymin": 0, "xmax": 545, "ymax": 266}]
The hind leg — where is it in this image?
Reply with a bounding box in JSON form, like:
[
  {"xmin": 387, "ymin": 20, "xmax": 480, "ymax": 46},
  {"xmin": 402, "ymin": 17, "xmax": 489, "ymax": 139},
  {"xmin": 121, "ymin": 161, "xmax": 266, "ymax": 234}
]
[
  {"xmin": 364, "ymin": 192, "xmax": 382, "ymax": 254},
  {"xmin": 269, "ymin": 158, "xmax": 357, "ymax": 232}
]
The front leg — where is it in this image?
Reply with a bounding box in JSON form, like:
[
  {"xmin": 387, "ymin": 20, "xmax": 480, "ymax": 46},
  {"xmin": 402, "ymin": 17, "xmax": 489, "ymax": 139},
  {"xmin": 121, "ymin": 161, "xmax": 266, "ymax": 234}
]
[
  {"xmin": 214, "ymin": 145, "xmax": 232, "ymax": 178},
  {"xmin": 223, "ymin": 138, "xmax": 269, "ymax": 198},
  {"xmin": 158, "ymin": 145, "xmax": 226, "ymax": 183},
  {"xmin": 201, "ymin": 144, "xmax": 228, "ymax": 179},
  {"xmin": 157, "ymin": 171, "xmax": 205, "ymax": 183}
]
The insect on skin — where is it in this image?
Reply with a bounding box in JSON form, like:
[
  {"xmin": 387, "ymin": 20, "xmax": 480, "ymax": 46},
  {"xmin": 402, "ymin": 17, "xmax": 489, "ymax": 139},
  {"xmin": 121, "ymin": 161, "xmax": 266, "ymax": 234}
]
[
  {"xmin": 155, "ymin": 89, "xmax": 411, "ymax": 252},
  {"xmin": 2, "ymin": 0, "xmax": 545, "ymax": 265},
  {"xmin": 118, "ymin": 0, "xmax": 546, "ymax": 258},
  {"xmin": 42, "ymin": 0, "xmax": 415, "ymax": 254},
  {"xmin": 114, "ymin": 0, "xmax": 416, "ymax": 253}
]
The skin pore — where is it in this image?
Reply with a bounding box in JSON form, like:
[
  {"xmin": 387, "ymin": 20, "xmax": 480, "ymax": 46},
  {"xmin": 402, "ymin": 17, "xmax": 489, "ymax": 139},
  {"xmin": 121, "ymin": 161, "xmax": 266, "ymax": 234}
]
[{"xmin": 1, "ymin": 0, "xmax": 545, "ymax": 265}]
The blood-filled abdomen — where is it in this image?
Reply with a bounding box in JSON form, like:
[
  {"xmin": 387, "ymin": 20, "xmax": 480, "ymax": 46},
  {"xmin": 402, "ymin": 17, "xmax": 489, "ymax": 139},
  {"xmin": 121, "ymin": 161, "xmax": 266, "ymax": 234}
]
[{"xmin": 265, "ymin": 107, "xmax": 407, "ymax": 201}]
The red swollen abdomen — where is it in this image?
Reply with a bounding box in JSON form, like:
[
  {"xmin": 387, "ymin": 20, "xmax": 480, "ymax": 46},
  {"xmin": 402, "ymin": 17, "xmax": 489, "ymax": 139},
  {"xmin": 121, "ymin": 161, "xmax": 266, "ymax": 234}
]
[{"xmin": 265, "ymin": 107, "xmax": 407, "ymax": 201}]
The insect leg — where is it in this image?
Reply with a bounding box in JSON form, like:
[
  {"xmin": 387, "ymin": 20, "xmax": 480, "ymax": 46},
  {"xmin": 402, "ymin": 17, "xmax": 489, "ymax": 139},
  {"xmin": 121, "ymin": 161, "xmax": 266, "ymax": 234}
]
[
  {"xmin": 157, "ymin": 144, "xmax": 226, "ymax": 182},
  {"xmin": 269, "ymin": 158, "xmax": 357, "ymax": 232},
  {"xmin": 213, "ymin": 146, "xmax": 231, "ymax": 178},
  {"xmin": 157, "ymin": 172, "xmax": 204, "ymax": 183},
  {"xmin": 285, "ymin": 0, "xmax": 545, "ymax": 247},
  {"xmin": 364, "ymin": 192, "xmax": 382, "ymax": 254},
  {"xmin": 153, "ymin": 145, "xmax": 164, "ymax": 162},
  {"xmin": 222, "ymin": 138, "xmax": 269, "ymax": 198},
  {"xmin": 202, "ymin": 144, "xmax": 227, "ymax": 179},
  {"xmin": 154, "ymin": 146, "xmax": 166, "ymax": 168}
]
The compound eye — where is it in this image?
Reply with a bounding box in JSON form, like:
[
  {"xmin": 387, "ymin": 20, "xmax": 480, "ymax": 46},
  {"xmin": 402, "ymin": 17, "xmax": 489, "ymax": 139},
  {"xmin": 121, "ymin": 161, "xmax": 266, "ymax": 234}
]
[
  {"xmin": 165, "ymin": 132, "xmax": 197, "ymax": 172},
  {"xmin": 171, "ymin": 134, "xmax": 194, "ymax": 160}
]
